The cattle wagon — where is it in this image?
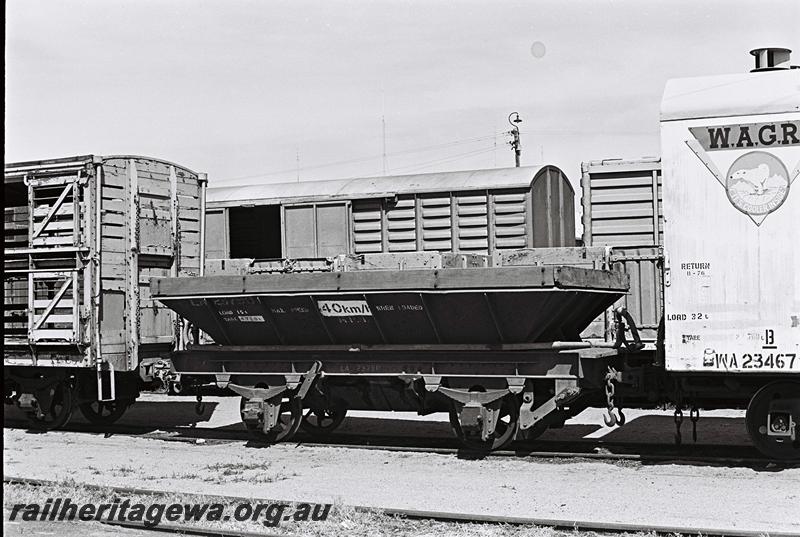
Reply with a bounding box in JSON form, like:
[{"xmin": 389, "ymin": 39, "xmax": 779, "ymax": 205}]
[{"xmin": 3, "ymin": 155, "xmax": 206, "ymax": 427}]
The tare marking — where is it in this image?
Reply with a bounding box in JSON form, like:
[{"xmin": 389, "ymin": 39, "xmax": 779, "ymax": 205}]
[
  {"xmin": 317, "ymin": 300, "xmax": 372, "ymax": 317},
  {"xmin": 237, "ymin": 315, "xmax": 264, "ymax": 322}
]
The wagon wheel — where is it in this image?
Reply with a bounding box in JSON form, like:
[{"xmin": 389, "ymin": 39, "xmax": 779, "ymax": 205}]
[
  {"xmin": 241, "ymin": 396, "xmax": 304, "ymax": 444},
  {"xmin": 449, "ymin": 394, "xmax": 519, "ymax": 451},
  {"xmin": 25, "ymin": 381, "xmax": 74, "ymax": 431},
  {"xmin": 78, "ymin": 399, "xmax": 132, "ymax": 425},
  {"xmin": 300, "ymin": 402, "xmax": 347, "ymax": 436},
  {"xmin": 746, "ymin": 381, "xmax": 800, "ymax": 461}
]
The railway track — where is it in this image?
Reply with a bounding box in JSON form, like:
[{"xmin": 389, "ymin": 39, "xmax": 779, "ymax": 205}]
[
  {"xmin": 4, "ymin": 475, "xmax": 795, "ymax": 537},
  {"xmin": 4, "ymin": 418, "xmax": 793, "ymax": 467}
]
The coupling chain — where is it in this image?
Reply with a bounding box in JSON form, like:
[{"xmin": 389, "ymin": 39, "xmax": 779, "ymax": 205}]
[
  {"xmin": 674, "ymin": 403, "xmax": 699, "ymax": 444},
  {"xmin": 674, "ymin": 407, "xmax": 684, "ymax": 445},
  {"xmin": 690, "ymin": 406, "xmax": 700, "ymax": 442},
  {"xmin": 603, "ymin": 367, "xmax": 626, "ymax": 427}
]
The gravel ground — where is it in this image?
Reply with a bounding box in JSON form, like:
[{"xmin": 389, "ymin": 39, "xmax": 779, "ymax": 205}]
[
  {"xmin": 3, "ymin": 482, "xmax": 661, "ymax": 537},
  {"xmin": 3, "ymin": 425, "xmax": 798, "ymax": 535}
]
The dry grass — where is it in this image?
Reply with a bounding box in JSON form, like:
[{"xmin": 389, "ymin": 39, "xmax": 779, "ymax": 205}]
[
  {"xmin": 3, "ymin": 479, "xmax": 663, "ymax": 537},
  {"xmin": 202, "ymin": 461, "xmax": 297, "ymax": 484}
]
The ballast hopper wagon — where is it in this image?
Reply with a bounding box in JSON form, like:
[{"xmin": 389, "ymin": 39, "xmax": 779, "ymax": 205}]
[{"xmin": 152, "ymin": 257, "xmax": 632, "ymax": 448}]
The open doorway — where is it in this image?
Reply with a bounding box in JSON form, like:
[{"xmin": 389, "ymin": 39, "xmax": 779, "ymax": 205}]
[{"xmin": 228, "ymin": 205, "xmax": 282, "ymax": 259}]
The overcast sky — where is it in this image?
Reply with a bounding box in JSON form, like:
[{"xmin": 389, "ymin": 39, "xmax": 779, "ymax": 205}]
[{"xmin": 6, "ymin": 0, "xmax": 800, "ymax": 189}]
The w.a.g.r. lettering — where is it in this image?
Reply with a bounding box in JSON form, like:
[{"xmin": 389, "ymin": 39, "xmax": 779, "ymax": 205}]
[{"xmin": 690, "ymin": 121, "xmax": 799, "ymax": 151}]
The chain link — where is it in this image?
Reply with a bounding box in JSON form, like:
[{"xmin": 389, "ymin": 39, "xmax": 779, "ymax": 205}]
[
  {"xmin": 604, "ymin": 367, "xmax": 622, "ymax": 427},
  {"xmin": 674, "ymin": 407, "xmax": 684, "ymax": 445},
  {"xmin": 690, "ymin": 406, "xmax": 700, "ymax": 442}
]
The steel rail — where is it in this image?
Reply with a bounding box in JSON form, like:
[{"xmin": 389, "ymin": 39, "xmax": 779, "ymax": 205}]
[
  {"xmin": 4, "ymin": 475, "xmax": 795, "ymax": 537},
  {"xmin": 297, "ymin": 441, "xmax": 785, "ymax": 466},
  {"xmin": 91, "ymin": 518, "xmax": 283, "ymax": 537}
]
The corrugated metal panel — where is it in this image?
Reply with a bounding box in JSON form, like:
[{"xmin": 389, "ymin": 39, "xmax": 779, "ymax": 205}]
[
  {"xmin": 492, "ymin": 189, "xmax": 528, "ymax": 250},
  {"xmin": 581, "ymin": 158, "xmax": 662, "ymax": 247},
  {"xmin": 352, "ymin": 199, "xmax": 383, "ymax": 254},
  {"xmin": 420, "ymin": 193, "xmax": 452, "ymax": 251},
  {"xmin": 386, "ymin": 195, "xmax": 417, "ymax": 252},
  {"xmin": 456, "ymin": 191, "xmax": 488, "ymax": 252}
]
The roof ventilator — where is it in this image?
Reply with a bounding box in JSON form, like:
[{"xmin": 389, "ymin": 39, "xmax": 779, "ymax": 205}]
[{"xmin": 749, "ymin": 47, "xmax": 798, "ymax": 72}]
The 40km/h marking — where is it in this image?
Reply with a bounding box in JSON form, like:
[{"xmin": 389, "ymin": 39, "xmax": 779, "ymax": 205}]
[{"xmin": 317, "ymin": 300, "xmax": 372, "ymax": 317}]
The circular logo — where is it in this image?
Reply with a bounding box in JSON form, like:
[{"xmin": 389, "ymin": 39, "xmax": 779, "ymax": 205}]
[{"xmin": 726, "ymin": 151, "xmax": 790, "ymax": 216}]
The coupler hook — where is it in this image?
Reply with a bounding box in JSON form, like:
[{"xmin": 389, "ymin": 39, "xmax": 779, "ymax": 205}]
[{"xmin": 613, "ymin": 307, "xmax": 645, "ymax": 352}]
